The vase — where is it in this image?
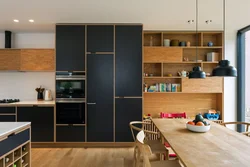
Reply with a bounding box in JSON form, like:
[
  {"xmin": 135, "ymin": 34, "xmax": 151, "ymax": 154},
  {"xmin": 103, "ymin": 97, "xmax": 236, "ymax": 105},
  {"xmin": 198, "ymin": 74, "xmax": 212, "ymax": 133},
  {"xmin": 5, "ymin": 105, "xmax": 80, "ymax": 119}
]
[{"xmin": 37, "ymin": 92, "xmax": 44, "ymax": 101}]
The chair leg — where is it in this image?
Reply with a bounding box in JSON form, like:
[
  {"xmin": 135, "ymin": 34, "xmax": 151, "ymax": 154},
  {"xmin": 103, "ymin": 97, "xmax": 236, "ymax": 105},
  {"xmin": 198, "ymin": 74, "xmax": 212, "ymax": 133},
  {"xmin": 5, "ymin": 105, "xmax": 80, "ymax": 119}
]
[{"xmin": 134, "ymin": 146, "xmax": 141, "ymax": 167}]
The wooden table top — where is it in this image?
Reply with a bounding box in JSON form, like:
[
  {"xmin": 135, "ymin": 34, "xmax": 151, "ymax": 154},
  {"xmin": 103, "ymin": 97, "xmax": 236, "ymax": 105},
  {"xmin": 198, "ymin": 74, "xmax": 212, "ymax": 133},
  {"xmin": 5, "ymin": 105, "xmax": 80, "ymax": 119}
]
[{"xmin": 152, "ymin": 119, "xmax": 250, "ymax": 167}]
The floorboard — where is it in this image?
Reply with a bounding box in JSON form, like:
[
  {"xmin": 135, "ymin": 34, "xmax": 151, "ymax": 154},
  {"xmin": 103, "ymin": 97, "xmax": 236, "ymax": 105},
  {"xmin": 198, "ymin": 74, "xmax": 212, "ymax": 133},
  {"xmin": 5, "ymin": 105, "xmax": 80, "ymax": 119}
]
[{"xmin": 31, "ymin": 148, "xmax": 134, "ymax": 167}]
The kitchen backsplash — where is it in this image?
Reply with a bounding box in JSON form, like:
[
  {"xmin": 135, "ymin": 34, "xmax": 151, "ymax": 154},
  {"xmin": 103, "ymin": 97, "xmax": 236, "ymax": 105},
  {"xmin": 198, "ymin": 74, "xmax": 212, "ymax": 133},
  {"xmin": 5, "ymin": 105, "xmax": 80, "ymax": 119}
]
[{"xmin": 0, "ymin": 72, "xmax": 55, "ymax": 100}]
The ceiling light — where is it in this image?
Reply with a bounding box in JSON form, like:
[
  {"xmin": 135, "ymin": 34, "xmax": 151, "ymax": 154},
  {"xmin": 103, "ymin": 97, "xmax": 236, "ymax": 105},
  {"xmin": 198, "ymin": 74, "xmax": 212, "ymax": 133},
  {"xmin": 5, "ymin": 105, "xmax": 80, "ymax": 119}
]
[
  {"xmin": 13, "ymin": 19, "xmax": 19, "ymax": 23},
  {"xmin": 29, "ymin": 19, "xmax": 34, "ymax": 23}
]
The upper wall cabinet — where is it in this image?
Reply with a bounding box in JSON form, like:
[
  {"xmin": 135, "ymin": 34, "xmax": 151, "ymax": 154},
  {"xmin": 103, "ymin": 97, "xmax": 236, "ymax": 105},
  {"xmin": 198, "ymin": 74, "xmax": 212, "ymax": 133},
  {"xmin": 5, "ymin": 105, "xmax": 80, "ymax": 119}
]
[
  {"xmin": 155, "ymin": 0, "xmax": 196, "ymax": 31},
  {"xmin": 0, "ymin": 50, "xmax": 20, "ymax": 71},
  {"xmin": 198, "ymin": 0, "xmax": 223, "ymax": 30},
  {"xmin": 115, "ymin": 25, "xmax": 142, "ymax": 97},
  {"xmin": 87, "ymin": 25, "xmax": 114, "ymax": 53},
  {"xmin": 56, "ymin": 25, "xmax": 85, "ymax": 71},
  {"xmin": 20, "ymin": 49, "xmax": 54, "ymax": 71}
]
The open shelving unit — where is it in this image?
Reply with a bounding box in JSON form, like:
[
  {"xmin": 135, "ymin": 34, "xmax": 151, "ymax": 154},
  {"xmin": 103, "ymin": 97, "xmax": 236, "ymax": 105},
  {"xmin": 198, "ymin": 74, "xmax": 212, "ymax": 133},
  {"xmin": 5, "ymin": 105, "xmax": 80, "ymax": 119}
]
[
  {"xmin": 143, "ymin": 31, "xmax": 224, "ymax": 121},
  {"xmin": 0, "ymin": 142, "xmax": 30, "ymax": 167}
]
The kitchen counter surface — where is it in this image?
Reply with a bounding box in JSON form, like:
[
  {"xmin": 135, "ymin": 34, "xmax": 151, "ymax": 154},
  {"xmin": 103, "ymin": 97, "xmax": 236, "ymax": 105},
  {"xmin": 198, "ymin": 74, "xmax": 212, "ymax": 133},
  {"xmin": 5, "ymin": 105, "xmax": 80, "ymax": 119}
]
[
  {"xmin": 0, "ymin": 100, "xmax": 55, "ymax": 106},
  {"xmin": 0, "ymin": 122, "xmax": 31, "ymax": 139}
]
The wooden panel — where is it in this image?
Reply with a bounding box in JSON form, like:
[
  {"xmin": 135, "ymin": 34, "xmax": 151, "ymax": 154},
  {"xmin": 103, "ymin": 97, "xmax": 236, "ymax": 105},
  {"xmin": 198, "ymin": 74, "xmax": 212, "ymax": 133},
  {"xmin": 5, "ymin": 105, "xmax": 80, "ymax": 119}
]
[
  {"xmin": 163, "ymin": 63, "xmax": 198, "ymax": 77},
  {"xmin": 203, "ymin": 33, "xmax": 223, "ymax": 46},
  {"xmin": 144, "ymin": 33, "xmax": 162, "ymax": 46},
  {"xmin": 217, "ymin": 93, "xmax": 224, "ymax": 120},
  {"xmin": 144, "ymin": 93, "xmax": 217, "ymax": 118},
  {"xmin": 0, "ymin": 50, "xmax": 20, "ymax": 70},
  {"xmin": 203, "ymin": 63, "xmax": 218, "ymax": 74},
  {"xmin": 20, "ymin": 49, "xmax": 55, "ymax": 71},
  {"xmin": 163, "ymin": 33, "xmax": 200, "ymax": 46},
  {"xmin": 182, "ymin": 77, "xmax": 223, "ymax": 93},
  {"xmin": 144, "ymin": 63, "xmax": 162, "ymax": 77},
  {"xmin": 144, "ymin": 47, "xmax": 182, "ymax": 62},
  {"xmin": 183, "ymin": 48, "xmax": 222, "ymax": 61}
]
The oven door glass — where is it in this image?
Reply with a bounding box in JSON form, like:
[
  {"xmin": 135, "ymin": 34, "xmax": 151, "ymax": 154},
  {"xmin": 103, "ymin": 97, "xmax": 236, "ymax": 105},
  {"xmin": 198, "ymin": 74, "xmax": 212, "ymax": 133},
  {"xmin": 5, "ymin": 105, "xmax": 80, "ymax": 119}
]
[
  {"xmin": 56, "ymin": 79, "xmax": 85, "ymax": 98},
  {"xmin": 56, "ymin": 102, "xmax": 85, "ymax": 124}
]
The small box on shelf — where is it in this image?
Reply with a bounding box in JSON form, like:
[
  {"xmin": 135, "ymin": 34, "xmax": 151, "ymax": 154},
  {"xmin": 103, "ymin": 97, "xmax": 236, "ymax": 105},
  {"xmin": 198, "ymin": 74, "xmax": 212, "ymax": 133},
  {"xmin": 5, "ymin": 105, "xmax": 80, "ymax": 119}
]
[{"xmin": 207, "ymin": 52, "xmax": 219, "ymax": 62}]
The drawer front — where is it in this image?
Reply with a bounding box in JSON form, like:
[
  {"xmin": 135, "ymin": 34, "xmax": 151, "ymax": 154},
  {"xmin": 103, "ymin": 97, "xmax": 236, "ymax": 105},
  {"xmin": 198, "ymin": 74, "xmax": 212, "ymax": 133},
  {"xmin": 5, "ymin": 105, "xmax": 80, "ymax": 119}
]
[
  {"xmin": 0, "ymin": 129, "xmax": 30, "ymax": 157},
  {"xmin": 0, "ymin": 107, "xmax": 15, "ymax": 114},
  {"xmin": 0, "ymin": 115, "xmax": 16, "ymax": 122},
  {"xmin": 56, "ymin": 126, "xmax": 85, "ymax": 142}
]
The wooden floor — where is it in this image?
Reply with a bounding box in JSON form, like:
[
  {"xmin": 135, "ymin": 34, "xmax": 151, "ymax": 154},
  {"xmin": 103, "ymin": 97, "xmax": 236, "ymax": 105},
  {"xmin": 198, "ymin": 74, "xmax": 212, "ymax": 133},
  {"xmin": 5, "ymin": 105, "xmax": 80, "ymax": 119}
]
[{"xmin": 31, "ymin": 148, "xmax": 135, "ymax": 167}]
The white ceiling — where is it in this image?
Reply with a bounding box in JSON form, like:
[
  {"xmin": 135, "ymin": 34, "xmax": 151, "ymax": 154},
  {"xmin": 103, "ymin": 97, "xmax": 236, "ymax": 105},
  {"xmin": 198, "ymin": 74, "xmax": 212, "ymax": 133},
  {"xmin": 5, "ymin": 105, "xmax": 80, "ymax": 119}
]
[{"xmin": 0, "ymin": 0, "xmax": 185, "ymax": 32}]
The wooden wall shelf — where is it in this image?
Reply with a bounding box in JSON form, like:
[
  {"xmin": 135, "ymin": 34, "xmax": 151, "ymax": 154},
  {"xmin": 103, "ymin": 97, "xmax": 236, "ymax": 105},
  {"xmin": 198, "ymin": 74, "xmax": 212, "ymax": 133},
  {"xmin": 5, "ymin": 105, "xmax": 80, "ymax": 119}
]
[{"xmin": 143, "ymin": 31, "xmax": 224, "ymax": 120}]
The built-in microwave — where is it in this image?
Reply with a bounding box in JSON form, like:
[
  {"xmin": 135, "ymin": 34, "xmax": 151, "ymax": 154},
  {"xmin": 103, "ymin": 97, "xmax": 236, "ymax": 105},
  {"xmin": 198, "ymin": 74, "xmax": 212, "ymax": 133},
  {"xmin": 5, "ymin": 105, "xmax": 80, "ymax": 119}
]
[{"xmin": 56, "ymin": 72, "xmax": 85, "ymax": 99}]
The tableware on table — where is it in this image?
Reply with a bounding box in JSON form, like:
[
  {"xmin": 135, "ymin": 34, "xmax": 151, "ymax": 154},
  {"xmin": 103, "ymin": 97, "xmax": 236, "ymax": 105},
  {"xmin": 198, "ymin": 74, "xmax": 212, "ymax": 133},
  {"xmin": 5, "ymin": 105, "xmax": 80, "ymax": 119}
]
[
  {"xmin": 164, "ymin": 39, "xmax": 170, "ymax": 47},
  {"xmin": 186, "ymin": 123, "xmax": 211, "ymax": 132}
]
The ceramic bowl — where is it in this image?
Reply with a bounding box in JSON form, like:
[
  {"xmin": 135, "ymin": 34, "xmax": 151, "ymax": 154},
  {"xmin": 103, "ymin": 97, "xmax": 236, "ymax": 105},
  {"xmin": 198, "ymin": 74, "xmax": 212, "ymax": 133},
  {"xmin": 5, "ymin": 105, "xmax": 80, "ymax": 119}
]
[{"xmin": 186, "ymin": 123, "xmax": 211, "ymax": 133}]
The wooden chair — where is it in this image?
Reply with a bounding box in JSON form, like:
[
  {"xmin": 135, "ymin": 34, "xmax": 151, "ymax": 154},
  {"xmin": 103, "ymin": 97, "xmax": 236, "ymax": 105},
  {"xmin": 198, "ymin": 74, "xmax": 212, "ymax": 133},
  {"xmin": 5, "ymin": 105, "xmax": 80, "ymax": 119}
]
[
  {"xmin": 221, "ymin": 122, "xmax": 250, "ymax": 137},
  {"xmin": 135, "ymin": 130, "xmax": 181, "ymax": 167},
  {"xmin": 160, "ymin": 112, "xmax": 187, "ymax": 159},
  {"xmin": 130, "ymin": 121, "xmax": 168, "ymax": 160}
]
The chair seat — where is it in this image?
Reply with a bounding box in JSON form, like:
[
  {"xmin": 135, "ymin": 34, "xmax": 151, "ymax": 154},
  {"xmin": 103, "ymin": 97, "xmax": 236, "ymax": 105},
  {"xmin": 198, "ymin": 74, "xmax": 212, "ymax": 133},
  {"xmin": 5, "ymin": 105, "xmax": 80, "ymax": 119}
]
[
  {"xmin": 145, "ymin": 140, "xmax": 167, "ymax": 154},
  {"xmin": 164, "ymin": 142, "xmax": 177, "ymax": 157},
  {"xmin": 151, "ymin": 160, "xmax": 181, "ymax": 167}
]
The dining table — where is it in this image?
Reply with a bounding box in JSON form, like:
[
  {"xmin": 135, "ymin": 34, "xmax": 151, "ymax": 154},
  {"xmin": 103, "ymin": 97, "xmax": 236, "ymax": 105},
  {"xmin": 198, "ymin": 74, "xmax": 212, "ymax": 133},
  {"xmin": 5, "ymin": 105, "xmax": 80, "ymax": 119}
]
[{"xmin": 151, "ymin": 118, "xmax": 250, "ymax": 167}]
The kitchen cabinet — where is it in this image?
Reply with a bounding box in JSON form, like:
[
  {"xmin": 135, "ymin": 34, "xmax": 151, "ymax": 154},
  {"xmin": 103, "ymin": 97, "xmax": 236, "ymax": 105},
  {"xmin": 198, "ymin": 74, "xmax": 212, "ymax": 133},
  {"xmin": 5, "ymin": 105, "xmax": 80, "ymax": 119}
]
[
  {"xmin": 0, "ymin": 107, "xmax": 15, "ymax": 114},
  {"xmin": 198, "ymin": 0, "xmax": 223, "ymax": 30},
  {"xmin": 17, "ymin": 106, "xmax": 54, "ymax": 142},
  {"xmin": 0, "ymin": 115, "xmax": 16, "ymax": 122},
  {"xmin": 87, "ymin": 54, "xmax": 114, "ymax": 142},
  {"xmin": 56, "ymin": 25, "xmax": 85, "ymax": 71},
  {"xmin": 56, "ymin": 125, "xmax": 85, "ymax": 142},
  {"xmin": 20, "ymin": 49, "xmax": 55, "ymax": 71},
  {"xmin": 0, "ymin": 107, "xmax": 16, "ymax": 122},
  {"xmin": 115, "ymin": 25, "xmax": 142, "ymax": 97},
  {"xmin": 115, "ymin": 98, "xmax": 142, "ymax": 142},
  {"xmin": 87, "ymin": 25, "xmax": 114, "ymax": 53},
  {"xmin": 0, "ymin": 50, "xmax": 20, "ymax": 71}
]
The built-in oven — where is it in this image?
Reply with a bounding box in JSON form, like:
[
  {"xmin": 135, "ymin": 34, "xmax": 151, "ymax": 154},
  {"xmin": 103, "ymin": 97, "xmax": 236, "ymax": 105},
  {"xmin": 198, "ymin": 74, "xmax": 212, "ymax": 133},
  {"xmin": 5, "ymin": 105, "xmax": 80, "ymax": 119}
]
[
  {"xmin": 56, "ymin": 72, "xmax": 85, "ymax": 124},
  {"xmin": 56, "ymin": 99, "xmax": 85, "ymax": 124}
]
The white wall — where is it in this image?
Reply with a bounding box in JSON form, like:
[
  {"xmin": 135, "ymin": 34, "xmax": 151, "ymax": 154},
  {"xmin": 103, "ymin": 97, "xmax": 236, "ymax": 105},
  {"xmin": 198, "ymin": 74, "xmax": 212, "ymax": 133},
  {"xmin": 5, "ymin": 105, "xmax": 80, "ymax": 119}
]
[
  {"xmin": 245, "ymin": 32, "xmax": 250, "ymax": 120},
  {"xmin": 0, "ymin": 33, "xmax": 55, "ymax": 100}
]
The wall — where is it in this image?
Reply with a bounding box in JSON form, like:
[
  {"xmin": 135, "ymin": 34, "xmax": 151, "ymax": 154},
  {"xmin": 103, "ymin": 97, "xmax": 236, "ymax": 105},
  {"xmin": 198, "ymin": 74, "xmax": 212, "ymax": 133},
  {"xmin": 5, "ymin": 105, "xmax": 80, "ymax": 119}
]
[
  {"xmin": 245, "ymin": 31, "xmax": 250, "ymax": 120},
  {"xmin": 0, "ymin": 33, "xmax": 55, "ymax": 100}
]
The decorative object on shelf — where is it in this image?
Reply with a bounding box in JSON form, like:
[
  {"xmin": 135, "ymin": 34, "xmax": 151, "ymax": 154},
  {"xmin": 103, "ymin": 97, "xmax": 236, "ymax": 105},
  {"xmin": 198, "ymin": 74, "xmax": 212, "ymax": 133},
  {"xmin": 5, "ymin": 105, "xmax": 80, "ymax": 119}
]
[
  {"xmin": 35, "ymin": 86, "xmax": 45, "ymax": 101},
  {"xmin": 178, "ymin": 70, "xmax": 189, "ymax": 77},
  {"xmin": 187, "ymin": 41, "xmax": 191, "ymax": 47},
  {"xmin": 149, "ymin": 74, "xmax": 153, "ymax": 77},
  {"xmin": 207, "ymin": 52, "xmax": 219, "ymax": 62},
  {"xmin": 143, "ymin": 114, "xmax": 151, "ymax": 120},
  {"xmin": 144, "ymin": 83, "xmax": 148, "ymax": 92},
  {"xmin": 167, "ymin": 74, "xmax": 172, "ymax": 77},
  {"xmin": 206, "ymin": 73, "xmax": 211, "ymax": 77},
  {"xmin": 5, "ymin": 30, "xmax": 12, "ymax": 48},
  {"xmin": 149, "ymin": 36, "xmax": 153, "ymax": 46},
  {"xmin": 170, "ymin": 39, "xmax": 179, "ymax": 46},
  {"xmin": 207, "ymin": 41, "xmax": 214, "ymax": 47},
  {"xmin": 212, "ymin": 0, "xmax": 237, "ymax": 77},
  {"xmin": 189, "ymin": 66, "xmax": 206, "ymax": 79},
  {"xmin": 145, "ymin": 73, "xmax": 148, "ymax": 77},
  {"xmin": 179, "ymin": 41, "xmax": 186, "ymax": 47},
  {"xmin": 5, "ymin": 157, "xmax": 9, "ymax": 163},
  {"xmin": 148, "ymin": 85, "xmax": 156, "ymax": 92},
  {"xmin": 197, "ymin": 60, "xmax": 202, "ymax": 62},
  {"xmin": 164, "ymin": 39, "xmax": 170, "ymax": 47},
  {"xmin": 212, "ymin": 60, "xmax": 237, "ymax": 77},
  {"xmin": 183, "ymin": 57, "xmax": 189, "ymax": 61}
]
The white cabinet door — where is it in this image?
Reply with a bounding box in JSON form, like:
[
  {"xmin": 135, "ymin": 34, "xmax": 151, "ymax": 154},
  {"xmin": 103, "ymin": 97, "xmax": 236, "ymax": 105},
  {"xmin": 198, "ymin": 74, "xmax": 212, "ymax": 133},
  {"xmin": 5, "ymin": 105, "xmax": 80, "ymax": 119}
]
[
  {"xmin": 198, "ymin": 0, "xmax": 223, "ymax": 30},
  {"xmin": 143, "ymin": 0, "xmax": 196, "ymax": 31}
]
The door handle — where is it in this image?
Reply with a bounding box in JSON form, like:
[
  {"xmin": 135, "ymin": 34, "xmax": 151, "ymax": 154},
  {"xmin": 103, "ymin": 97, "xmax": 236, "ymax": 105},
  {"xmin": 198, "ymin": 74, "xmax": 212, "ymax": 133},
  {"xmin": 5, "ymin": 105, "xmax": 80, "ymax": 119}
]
[{"xmin": 87, "ymin": 103, "xmax": 96, "ymax": 105}]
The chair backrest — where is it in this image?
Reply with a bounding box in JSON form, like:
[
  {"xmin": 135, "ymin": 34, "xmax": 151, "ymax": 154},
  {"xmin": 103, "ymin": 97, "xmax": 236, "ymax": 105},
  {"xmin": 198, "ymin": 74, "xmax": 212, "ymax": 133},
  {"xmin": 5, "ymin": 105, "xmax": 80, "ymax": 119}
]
[
  {"xmin": 221, "ymin": 122, "xmax": 250, "ymax": 136},
  {"xmin": 160, "ymin": 112, "xmax": 187, "ymax": 119},
  {"xmin": 135, "ymin": 131, "xmax": 152, "ymax": 167},
  {"xmin": 130, "ymin": 121, "xmax": 159, "ymax": 141}
]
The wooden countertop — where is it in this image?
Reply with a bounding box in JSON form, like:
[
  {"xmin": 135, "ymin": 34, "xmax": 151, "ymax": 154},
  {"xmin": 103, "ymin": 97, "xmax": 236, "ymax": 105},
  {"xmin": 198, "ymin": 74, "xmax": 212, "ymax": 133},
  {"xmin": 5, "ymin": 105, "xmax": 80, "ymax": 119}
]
[
  {"xmin": 0, "ymin": 100, "xmax": 55, "ymax": 106},
  {"xmin": 0, "ymin": 122, "xmax": 31, "ymax": 140},
  {"xmin": 152, "ymin": 118, "xmax": 250, "ymax": 167}
]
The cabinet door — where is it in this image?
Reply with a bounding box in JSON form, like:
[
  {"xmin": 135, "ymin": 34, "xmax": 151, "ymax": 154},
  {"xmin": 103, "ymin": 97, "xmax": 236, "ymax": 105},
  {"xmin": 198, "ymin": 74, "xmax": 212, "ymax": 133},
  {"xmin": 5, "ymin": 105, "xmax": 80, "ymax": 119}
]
[
  {"xmin": 20, "ymin": 49, "xmax": 55, "ymax": 71},
  {"xmin": 115, "ymin": 98, "xmax": 142, "ymax": 142},
  {"xmin": 17, "ymin": 106, "xmax": 54, "ymax": 142},
  {"xmin": 143, "ymin": 0, "xmax": 196, "ymax": 30},
  {"xmin": 0, "ymin": 115, "xmax": 15, "ymax": 122},
  {"xmin": 198, "ymin": 0, "xmax": 223, "ymax": 30},
  {"xmin": 56, "ymin": 125, "xmax": 85, "ymax": 142},
  {"xmin": 0, "ymin": 50, "xmax": 20, "ymax": 70},
  {"xmin": 87, "ymin": 25, "xmax": 114, "ymax": 52},
  {"xmin": 56, "ymin": 25, "xmax": 85, "ymax": 71},
  {"xmin": 87, "ymin": 54, "xmax": 114, "ymax": 142},
  {"xmin": 115, "ymin": 25, "xmax": 142, "ymax": 97}
]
